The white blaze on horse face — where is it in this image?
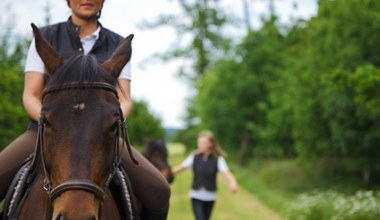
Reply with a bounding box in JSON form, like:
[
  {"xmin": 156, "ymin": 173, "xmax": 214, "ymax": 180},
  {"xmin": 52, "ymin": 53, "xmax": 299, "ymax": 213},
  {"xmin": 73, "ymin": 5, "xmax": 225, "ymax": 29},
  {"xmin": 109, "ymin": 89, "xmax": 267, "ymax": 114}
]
[{"xmin": 73, "ymin": 103, "xmax": 86, "ymax": 110}]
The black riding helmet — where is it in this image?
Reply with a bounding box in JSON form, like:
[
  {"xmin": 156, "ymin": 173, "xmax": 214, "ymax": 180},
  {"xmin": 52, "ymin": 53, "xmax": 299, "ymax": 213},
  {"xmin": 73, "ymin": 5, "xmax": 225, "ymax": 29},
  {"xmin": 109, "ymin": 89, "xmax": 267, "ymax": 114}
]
[{"xmin": 66, "ymin": 0, "xmax": 106, "ymax": 19}]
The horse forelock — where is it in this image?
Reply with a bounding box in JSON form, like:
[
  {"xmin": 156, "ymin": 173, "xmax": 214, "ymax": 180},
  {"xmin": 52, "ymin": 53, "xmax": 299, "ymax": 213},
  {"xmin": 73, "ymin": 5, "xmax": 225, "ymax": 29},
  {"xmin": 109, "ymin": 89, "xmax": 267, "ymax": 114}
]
[{"xmin": 46, "ymin": 54, "xmax": 117, "ymax": 88}]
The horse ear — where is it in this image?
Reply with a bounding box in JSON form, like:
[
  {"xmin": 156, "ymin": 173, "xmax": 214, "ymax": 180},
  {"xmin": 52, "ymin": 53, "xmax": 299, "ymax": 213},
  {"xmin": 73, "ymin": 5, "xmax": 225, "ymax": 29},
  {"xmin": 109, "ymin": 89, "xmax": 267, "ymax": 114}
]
[
  {"xmin": 102, "ymin": 34, "xmax": 134, "ymax": 78},
  {"xmin": 31, "ymin": 23, "xmax": 64, "ymax": 75}
]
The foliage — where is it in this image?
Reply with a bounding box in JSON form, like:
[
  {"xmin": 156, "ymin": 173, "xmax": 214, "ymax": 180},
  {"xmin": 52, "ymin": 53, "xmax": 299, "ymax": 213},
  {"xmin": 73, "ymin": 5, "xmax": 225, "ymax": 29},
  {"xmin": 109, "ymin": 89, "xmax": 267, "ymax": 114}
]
[
  {"xmin": 197, "ymin": 16, "xmax": 285, "ymax": 162},
  {"xmin": 0, "ymin": 31, "xmax": 29, "ymax": 149},
  {"xmin": 197, "ymin": 58, "xmax": 256, "ymax": 160},
  {"xmin": 171, "ymin": 124, "xmax": 201, "ymax": 153},
  {"xmin": 127, "ymin": 100, "xmax": 165, "ymax": 146},
  {"xmin": 276, "ymin": 0, "xmax": 380, "ymax": 186},
  {"xmin": 288, "ymin": 0, "xmax": 380, "ymax": 159},
  {"xmin": 195, "ymin": 0, "xmax": 380, "ymax": 181},
  {"xmin": 287, "ymin": 190, "xmax": 380, "ymax": 220},
  {"xmin": 139, "ymin": 0, "xmax": 232, "ymax": 79}
]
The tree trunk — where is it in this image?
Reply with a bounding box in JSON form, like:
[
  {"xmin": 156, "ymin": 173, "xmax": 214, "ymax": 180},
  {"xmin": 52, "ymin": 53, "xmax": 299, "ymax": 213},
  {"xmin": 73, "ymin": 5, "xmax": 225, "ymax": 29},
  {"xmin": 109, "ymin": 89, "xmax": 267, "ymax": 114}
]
[
  {"xmin": 362, "ymin": 167, "xmax": 370, "ymax": 188},
  {"xmin": 237, "ymin": 132, "xmax": 249, "ymax": 165}
]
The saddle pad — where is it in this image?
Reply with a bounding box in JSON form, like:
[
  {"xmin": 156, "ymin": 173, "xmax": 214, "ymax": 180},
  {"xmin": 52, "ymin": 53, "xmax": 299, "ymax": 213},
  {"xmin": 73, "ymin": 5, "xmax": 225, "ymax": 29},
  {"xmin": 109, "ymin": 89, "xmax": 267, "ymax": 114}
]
[{"xmin": 2, "ymin": 155, "xmax": 34, "ymax": 220}]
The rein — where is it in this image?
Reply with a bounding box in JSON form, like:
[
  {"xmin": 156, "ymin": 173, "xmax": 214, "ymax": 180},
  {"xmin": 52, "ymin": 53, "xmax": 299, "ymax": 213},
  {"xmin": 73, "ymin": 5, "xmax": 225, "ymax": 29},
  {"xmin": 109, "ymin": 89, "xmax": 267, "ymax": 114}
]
[{"xmin": 35, "ymin": 81, "xmax": 138, "ymax": 202}]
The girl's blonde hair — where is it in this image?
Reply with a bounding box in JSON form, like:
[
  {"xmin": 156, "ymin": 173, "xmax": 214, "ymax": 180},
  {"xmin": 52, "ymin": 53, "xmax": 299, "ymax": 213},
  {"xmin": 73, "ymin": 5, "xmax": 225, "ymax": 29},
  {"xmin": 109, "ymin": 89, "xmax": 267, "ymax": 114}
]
[{"xmin": 198, "ymin": 130, "xmax": 227, "ymax": 158}]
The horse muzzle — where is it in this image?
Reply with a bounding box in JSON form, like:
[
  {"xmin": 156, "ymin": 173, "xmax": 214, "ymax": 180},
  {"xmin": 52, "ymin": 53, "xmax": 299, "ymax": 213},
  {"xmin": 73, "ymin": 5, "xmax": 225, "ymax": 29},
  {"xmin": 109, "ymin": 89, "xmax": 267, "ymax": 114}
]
[{"xmin": 52, "ymin": 190, "xmax": 101, "ymax": 220}]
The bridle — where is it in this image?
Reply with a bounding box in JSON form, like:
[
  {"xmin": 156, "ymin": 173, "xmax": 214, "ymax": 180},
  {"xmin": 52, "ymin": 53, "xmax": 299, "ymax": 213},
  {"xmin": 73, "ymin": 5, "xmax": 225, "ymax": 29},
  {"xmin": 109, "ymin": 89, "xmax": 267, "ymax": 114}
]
[{"xmin": 33, "ymin": 81, "xmax": 138, "ymax": 203}]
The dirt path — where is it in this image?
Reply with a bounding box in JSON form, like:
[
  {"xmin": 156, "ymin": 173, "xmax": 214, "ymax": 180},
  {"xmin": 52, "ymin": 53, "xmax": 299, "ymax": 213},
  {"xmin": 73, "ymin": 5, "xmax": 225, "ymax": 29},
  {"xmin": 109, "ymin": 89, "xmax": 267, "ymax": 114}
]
[
  {"xmin": 212, "ymin": 179, "xmax": 284, "ymax": 220},
  {"xmin": 167, "ymin": 145, "xmax": 284, "ymax": 220}
]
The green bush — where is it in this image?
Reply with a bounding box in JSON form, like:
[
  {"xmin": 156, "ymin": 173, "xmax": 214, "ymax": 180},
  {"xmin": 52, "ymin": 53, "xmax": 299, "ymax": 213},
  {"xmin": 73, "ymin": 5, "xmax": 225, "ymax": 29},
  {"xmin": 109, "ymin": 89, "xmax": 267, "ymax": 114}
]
[{"xmin": 287, "ymin": 190, "xmax": 380, "ymax": 220}]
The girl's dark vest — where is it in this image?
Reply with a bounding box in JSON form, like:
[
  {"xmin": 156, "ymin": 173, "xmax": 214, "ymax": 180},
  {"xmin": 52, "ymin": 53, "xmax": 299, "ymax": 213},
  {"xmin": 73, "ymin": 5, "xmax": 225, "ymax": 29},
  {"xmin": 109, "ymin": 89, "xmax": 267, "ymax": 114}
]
[
  {"xmin": 192, "ymin": 153, "xmax": 218, "ymax": 191},
  {"xmin": 28, "ymin": 17, "xmax": 124, "ymax": 130}
]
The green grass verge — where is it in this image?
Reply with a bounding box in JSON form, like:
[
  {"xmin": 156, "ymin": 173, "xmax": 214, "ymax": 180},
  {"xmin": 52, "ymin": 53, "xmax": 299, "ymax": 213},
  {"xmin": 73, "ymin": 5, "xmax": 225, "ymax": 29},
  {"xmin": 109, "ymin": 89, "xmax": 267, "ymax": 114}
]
[{"xmin": 232, "ymin": 157, "xmax": 380, "ymax": 219}]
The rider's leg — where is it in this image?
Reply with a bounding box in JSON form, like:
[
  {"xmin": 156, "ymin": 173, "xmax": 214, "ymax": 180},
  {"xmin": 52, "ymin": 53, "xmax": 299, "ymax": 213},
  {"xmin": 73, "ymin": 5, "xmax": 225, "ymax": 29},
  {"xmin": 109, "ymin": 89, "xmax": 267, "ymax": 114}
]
[
  {"xmin": 0, "ymin": 129, "xmax": 37, "ymax": 200},
  {"xmin": 120, "ymin": 139, "xmax": 170, "ymax": 220}
]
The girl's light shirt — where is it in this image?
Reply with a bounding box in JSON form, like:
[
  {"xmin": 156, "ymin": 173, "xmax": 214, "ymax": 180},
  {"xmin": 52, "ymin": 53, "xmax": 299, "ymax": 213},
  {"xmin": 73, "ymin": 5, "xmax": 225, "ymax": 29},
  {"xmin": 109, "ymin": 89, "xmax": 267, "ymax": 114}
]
[
  {"xmin": 182, "ymin": 154, "xmax": 229, "ymax": 201},
  {"xmin": 24, "ymin": 26, "xmax": 132, "ymax": 80}
]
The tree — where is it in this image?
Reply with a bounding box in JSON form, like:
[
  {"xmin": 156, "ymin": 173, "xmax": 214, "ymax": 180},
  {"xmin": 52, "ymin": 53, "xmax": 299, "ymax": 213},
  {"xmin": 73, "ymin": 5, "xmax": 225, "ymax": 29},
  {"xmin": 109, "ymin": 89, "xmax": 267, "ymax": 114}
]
[
  {"xmin": 140, "ymin": 0, "xmax": 231, "ymax": 78},
  {"xmin": 270, "ymin": 0, "xmax": 380, "ymax": 185},
  {"xmin": 197, "ymin": 16, "xmax": 286, "ymax": 163},
  {"xmin": 127, "ymin": 100, "xmax": 165, "ymax": 146},
  {"xmin": 0, "ymin": 26, "xmax": 29, "ymax": 149},
  {"xmin": 289, "ymin": 0, "xmax": 380, "ymax": 158}
]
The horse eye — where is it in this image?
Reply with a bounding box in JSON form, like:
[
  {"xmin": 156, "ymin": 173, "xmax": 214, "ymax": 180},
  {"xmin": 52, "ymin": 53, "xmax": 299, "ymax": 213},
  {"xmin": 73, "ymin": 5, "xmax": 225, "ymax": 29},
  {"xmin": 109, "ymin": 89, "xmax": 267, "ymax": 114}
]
[{"xmin": 110, "ymin": 121, "xmax": 119, "ymax": 133}]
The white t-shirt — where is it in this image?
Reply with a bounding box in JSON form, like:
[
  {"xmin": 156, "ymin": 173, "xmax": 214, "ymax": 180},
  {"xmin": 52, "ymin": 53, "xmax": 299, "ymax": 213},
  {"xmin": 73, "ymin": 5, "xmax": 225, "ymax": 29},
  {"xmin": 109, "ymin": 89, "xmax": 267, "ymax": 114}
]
[
  {"xmin": 24, "ymin": 26, "xmax": 132, "ymax": 80},
  {"xmin": 182, "ymin": 154, "xmax": 229, "ymax": 201}
]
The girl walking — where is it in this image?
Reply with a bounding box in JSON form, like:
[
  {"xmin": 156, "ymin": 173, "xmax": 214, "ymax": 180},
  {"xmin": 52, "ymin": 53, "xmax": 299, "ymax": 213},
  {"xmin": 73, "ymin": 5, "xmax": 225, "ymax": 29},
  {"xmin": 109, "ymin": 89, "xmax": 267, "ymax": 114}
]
[{"xmin": 173, "ymin": 130, "xmax": 238, "ymax": 220}]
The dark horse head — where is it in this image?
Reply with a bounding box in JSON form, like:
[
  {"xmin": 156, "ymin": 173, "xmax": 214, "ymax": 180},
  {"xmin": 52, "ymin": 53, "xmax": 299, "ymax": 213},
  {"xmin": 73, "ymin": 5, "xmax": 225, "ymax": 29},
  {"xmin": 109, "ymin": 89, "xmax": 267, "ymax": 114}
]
[
  {"xmin": 142, "ymin": 139, "xmax": 174, "ymax": 184},
  {"xmin": 24, "ymin": 23, "xmax": 135, "ymax": 220}
]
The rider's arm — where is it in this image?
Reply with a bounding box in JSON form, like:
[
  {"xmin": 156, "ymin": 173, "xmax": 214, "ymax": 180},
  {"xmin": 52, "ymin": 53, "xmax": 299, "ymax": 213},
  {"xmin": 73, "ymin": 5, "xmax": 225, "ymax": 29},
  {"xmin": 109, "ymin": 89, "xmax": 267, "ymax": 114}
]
[
  {"xmin": 117, "ymin": 59, "xmax": 132, "ymax": 118},
  {"xmin": 23, "ymin": 39, "xmax": 44, "ymax": 122},
  {"xmin": 117, "ymin": 78, "xmax": 132, "ymax": 118}
]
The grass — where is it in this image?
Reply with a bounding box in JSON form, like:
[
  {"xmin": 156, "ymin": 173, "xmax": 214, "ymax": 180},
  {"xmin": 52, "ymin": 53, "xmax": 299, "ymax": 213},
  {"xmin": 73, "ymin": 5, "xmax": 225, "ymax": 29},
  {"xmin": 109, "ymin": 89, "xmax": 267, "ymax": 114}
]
[
  {"xmin": 287, "ymin": 190, "xmax": 380, "ymax": 220},
  {"xmin": 232, "ymin": 164, "xmax": 294, "ymax": 216},
  {"xmin": 167, "ymin": 143, "xmax": 284, "ymax": 220},
  {"xmin": 232, "ymin": 157, "xmax": 380, "ymax": 219}
]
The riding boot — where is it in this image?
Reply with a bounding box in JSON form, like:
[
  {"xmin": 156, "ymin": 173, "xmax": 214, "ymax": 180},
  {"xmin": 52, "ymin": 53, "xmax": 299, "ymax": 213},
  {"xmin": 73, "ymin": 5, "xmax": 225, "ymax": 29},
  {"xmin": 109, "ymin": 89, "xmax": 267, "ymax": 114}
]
[{"xmin": 139, "ymin": 208, "xmax": 168, "ymax": 220}]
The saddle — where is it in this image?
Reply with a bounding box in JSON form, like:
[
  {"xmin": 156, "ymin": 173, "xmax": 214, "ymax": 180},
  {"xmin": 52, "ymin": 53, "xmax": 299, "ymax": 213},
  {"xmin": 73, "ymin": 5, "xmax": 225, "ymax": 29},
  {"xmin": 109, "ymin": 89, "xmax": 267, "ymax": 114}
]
[{"xmin": 1, "ymin": 155, "xmax": 139, "ymax": 220}]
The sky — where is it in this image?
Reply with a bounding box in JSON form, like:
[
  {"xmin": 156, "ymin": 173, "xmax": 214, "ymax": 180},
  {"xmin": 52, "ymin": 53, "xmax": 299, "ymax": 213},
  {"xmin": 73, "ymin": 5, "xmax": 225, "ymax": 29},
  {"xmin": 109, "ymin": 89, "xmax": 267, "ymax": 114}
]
[{"xmin": 0, "ymin": 0, "xmax": 317, "ymax": 128}]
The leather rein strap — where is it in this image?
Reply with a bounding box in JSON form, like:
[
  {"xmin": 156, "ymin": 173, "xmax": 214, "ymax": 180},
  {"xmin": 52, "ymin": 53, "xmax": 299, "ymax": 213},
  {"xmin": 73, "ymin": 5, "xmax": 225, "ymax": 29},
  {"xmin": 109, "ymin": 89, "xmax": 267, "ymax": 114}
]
[{"xmin": 36, "ymin": 82, "xmax": 138, "ymax": 202}]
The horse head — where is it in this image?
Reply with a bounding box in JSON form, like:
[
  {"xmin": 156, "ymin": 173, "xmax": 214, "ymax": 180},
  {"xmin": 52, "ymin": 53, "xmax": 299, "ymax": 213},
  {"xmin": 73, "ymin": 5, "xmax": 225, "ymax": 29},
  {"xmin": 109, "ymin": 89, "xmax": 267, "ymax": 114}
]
[
  {"xmin": 142, "ymin": 139, "xmax": 174, "ymax": 184},
  {"xmin": 30, "ymin": 23, "xmax": 133, "ymax": 220}
]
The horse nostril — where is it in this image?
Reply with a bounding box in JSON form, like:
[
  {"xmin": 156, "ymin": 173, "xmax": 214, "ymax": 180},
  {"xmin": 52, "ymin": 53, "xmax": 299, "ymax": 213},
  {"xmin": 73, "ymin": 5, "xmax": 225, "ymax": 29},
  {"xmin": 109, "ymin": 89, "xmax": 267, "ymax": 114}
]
[
  {"xmin": 168, "ymin": 175, "xmax": 174, "ymax": 184},
  {"xmin": 56, "ymin": 214, "xmax": 66, "ymax": 220},
  {"xmin": 55, "ymin": 214, "xmax": 96, "ymax": 220}
]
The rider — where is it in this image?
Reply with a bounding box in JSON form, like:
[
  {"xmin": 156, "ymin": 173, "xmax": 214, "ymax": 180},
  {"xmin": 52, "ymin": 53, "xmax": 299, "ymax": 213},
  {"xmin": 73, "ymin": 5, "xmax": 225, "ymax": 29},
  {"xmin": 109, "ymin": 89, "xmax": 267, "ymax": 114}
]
[{"xmin": 0, "ymin": 0, "xmax": 170, "ymax": 219}]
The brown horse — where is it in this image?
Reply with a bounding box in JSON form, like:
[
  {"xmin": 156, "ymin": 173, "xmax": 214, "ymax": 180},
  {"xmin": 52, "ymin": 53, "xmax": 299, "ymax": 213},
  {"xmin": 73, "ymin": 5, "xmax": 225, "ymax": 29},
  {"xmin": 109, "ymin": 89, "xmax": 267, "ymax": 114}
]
[
  {"xmin": 142, "ymin": 139, "xmax": 174, "ymax": 184},
  {"xmin": 3, "ymin": 24, "xmax": 138, "ymax": 220}
]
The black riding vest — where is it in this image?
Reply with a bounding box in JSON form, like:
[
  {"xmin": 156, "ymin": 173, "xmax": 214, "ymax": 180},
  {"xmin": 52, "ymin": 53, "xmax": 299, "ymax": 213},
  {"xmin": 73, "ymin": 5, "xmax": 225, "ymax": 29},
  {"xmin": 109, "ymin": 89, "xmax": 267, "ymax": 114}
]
[
  {"xmin": 192, "ymin": 153, "xmax": 218, "ymax": 191},
  {"xmin": 27, "ymin": 17, "xmax": 124, "ymax": 130}
]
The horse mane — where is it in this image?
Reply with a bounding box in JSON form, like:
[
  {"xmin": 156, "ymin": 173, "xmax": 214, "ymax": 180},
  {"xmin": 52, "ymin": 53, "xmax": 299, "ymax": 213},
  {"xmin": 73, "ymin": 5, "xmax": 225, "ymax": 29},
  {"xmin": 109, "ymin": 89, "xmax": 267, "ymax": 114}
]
[
  {"xmin": 143, "ymin": 139, "xmax": 168, "ymax": 160},
  {"xmin": 46, "ymin": 54, "xmax": 117, "ymax": 87}
]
